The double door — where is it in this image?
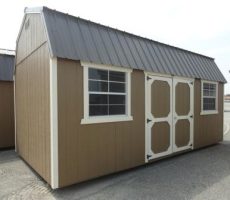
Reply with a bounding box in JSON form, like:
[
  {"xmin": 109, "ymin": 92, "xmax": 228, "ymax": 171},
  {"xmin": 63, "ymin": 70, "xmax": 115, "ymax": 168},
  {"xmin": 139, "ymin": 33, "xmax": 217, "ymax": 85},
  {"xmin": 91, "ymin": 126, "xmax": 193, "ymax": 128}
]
[{"xmin": 145, "ymin": 75, "xmax": 194, "ymax": 162}]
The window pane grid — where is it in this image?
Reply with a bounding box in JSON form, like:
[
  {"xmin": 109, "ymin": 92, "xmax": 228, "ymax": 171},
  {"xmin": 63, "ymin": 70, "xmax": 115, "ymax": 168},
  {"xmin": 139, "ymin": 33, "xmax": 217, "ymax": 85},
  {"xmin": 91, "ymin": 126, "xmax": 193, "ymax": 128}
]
[
  {"xmin": 202, "ymin": 82, "xmax": 217, "ymax": 111},
  {"xmin": 88, "ymin": 68, "xmax": 127, "ymax": 116}
]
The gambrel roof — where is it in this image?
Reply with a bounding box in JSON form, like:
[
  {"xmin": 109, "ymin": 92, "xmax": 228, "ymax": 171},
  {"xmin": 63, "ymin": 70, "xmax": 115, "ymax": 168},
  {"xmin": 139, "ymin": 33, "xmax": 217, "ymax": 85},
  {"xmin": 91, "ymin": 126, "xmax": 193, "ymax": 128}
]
[{"xmin": 26, "ymin": 7, "xmax": 226, "ymax": 82}]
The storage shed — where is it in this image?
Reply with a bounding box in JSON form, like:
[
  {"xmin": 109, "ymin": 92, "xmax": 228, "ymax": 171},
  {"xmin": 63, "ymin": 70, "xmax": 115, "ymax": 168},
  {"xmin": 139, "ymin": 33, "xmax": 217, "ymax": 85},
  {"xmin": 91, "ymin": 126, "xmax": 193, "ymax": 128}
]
[
  {"xmin": 15, "ymin": 7, "xmax": 226, "ymax": 189},
  {"xmin": 0, "ymin": 49, "xmax": 15, "ymax": 148}
]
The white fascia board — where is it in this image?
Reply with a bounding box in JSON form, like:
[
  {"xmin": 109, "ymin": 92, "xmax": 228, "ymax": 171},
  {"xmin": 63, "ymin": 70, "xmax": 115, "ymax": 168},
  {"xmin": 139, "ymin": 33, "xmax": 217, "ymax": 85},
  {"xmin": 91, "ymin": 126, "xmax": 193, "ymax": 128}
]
[{"xmin": 50, "ymin": 57, "xmax": 59, "ymax": 189}]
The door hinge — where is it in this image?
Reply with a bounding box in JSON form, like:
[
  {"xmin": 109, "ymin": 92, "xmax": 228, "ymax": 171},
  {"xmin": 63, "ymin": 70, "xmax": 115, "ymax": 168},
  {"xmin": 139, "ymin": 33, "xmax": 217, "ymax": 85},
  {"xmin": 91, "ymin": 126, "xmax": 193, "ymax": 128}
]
[
  {"xmin": 190, "ymin": 81, "xmax": 193, "ymax": 85},
  {"xmin": 147, "ymin": 118, "xmax": 152, "ymax": 123},
  {"xmin": 147, "ymin": 154, "xmax": 152, "ymax": 160},
  {"xmin": 190, "ymin": 115, "xmax": 193, "ymax": 118},
  {"xmin": 190, "ymin": 143, "xmax": 193, "ymax": 147},
  {"xmin": 147, "ymin": 76, "xmax": 152, "ymax": 81}
]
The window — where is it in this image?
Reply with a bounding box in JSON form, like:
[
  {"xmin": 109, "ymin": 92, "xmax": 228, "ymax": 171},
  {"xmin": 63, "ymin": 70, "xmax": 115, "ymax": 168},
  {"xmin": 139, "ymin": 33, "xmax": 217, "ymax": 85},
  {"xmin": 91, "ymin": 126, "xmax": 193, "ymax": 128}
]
[
  {"xmin": 81, "ymin": 62, "xmax": 133, "ymax": 124},
  {"xmin": 201, "ymin": 81, "xmax": 218, "ymax": 115},
  {"xmin": 89, "ymin": 68, "xmax": 126, "ymax": 116}
]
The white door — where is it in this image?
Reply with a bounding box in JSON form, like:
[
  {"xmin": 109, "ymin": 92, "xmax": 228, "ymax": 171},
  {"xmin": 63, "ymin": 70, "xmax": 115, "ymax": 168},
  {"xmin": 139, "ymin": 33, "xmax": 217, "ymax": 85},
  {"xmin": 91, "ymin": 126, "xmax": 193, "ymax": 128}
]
[
  {"xmin": 145, "ymin": 75, "xmax": 194, "ymax": 162},
  {"xmin": 173, "ymin": 78, "xmax": 194, "ymax": 152},
  {"xmin": 145, "ymin": 75, "xmax": 173, "ymax": 162}
]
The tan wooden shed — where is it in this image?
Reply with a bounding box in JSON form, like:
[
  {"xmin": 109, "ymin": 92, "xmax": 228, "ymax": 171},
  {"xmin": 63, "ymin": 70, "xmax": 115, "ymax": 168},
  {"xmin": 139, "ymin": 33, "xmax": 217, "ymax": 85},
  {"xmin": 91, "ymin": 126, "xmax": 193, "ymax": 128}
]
[
  {"xmin": 15, "ymin": 7, "xmax": 226, "ymax": 189},
  {"xmin": 0, "ymin": 50, "xmax": 15, "ymax": 149}
]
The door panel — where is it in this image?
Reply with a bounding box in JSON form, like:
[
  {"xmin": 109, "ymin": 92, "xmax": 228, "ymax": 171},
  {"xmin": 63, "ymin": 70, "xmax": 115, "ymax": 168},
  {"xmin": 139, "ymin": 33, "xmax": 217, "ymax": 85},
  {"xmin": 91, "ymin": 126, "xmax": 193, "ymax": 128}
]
[
  {"xmin": 175, "ymin": 83, "xmax": 190, "ymax": 116},
  {"xmin": 152, "ymin": 81, "xmax": 170, "ymax": 118},
  {"xmin": 145, "ymin": 76, "xmax": 173, "ymax": 161},
  {"xmin": 151, "ymin": 122, "xmax": 170, "ymax": 154},
  {"xmin": 175, "ymin": 119, "xmax": 190, "ymax": 147},
  {"xmin": 173, "ymin": 78, "xmax": 194, "ymax": 152}
]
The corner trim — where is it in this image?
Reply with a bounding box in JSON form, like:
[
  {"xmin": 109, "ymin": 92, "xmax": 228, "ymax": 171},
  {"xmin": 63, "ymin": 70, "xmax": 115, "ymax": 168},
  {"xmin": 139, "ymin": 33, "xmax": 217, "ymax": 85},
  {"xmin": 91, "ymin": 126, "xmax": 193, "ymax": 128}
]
[
  {"xmin": 13, "ymin": 74, "xmax": 17, "ymax": 152},
  {"xmin": 50, "ymin": 57, "xmax": 59, "ymax": 189}
]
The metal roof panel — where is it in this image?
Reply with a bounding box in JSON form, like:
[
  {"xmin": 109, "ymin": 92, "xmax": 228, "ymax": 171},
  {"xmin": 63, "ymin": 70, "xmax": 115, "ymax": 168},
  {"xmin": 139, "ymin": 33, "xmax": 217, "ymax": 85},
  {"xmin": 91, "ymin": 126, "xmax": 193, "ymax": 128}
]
[{"xmin": 41, "ymin": 7, "xmax": 226, "ymax": 83}]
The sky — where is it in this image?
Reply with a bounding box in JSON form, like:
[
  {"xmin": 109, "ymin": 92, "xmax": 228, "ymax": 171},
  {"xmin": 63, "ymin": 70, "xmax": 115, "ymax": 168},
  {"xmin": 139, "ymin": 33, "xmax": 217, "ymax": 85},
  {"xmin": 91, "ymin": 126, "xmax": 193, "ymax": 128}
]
[{"xmin": 0, "ymin": 0, "xmax": 229, "ymax": 93}]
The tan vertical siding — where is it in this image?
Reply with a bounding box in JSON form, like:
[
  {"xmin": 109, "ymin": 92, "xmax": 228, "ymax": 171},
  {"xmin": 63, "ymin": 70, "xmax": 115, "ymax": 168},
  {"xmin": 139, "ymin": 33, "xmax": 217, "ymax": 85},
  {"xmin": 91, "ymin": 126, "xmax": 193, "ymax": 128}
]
[
  {"xmin": 16, "ymin": 12, "xmax": 51, "ymax": 184},
  {"xmin": 193, "ymin": 80, "xmax": 224, "ymax": 148},
  {"xmin": 57, "ymin": 59, "xmax": 145, "ymax": 187},
  {"xmin": 0, "ymin": 81, "xmax": 14, "ymax": 148},
  {"xmin": 15, "ymin": 41, "xmax": 51, "ymax": 183},
  {"xmin": 17, "ymin": 14, "xmax": 46, "ymax": 65}
]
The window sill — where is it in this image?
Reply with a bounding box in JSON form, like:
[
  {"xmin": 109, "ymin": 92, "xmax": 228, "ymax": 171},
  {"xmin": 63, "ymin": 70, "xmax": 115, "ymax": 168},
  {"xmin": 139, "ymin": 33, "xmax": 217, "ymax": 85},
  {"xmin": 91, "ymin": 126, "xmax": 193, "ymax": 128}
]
[
  {"xmin": 81, "ymin": 115, "xmax": 133, "ymax": 124},
  {"xmin": 200, "ymin": 110, "xmax": 218, "ymax": 115}
]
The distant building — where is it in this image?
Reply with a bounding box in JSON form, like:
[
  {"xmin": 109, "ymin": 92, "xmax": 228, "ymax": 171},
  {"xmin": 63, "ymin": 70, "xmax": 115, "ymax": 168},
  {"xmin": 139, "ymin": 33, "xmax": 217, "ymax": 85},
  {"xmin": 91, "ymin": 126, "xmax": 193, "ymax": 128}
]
[{"xmin": 0, "ymin": 49, "xmax": 15, "ymax": 148}]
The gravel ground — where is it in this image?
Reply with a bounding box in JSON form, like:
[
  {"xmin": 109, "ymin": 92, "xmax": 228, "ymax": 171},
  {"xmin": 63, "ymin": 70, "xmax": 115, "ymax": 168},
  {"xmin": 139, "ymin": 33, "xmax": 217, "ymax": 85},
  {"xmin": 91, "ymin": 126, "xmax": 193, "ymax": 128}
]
[
  {"xmin": 1, "ymin": 104, "xmax": 230, "ymax": 200},
  {"xmin": 1, "ymin": 139, "xmax": 230, "ymax": 200}
]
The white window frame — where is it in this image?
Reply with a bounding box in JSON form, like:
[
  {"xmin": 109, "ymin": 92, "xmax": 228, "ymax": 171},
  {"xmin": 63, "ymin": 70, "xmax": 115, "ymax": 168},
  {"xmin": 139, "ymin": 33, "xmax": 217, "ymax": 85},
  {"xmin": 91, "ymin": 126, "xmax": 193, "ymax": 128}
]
[
  {"xmin": 200, "ymin": 80, "xmax": 218, "ymax": 115},
  {"xmin": 81, "ymin": 61, "xmax": 133, "ymax": 124}
]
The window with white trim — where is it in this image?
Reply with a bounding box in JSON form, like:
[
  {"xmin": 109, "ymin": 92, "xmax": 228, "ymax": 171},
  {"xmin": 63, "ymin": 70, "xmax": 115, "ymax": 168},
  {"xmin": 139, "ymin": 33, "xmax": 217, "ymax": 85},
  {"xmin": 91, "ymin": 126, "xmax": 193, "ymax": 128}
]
[
  {"xmin": 81, "ymin": 63, "xmax": 132, "ymax": 124},
  {"xmin": 201, "ymin": 81, "xmax": 218, "ymax": 113}
]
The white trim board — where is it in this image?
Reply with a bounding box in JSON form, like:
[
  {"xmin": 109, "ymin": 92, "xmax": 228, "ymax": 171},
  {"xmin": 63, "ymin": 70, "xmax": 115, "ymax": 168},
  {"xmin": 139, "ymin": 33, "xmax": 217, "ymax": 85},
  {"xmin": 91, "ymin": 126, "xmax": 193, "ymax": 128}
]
[
  {"xmin": 50, "ymin": 57, "xmax": 59, "ymax": 189},
  {"xmin": 13, "ymin": 74, "xmax": 17, "ymax": 152}
]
